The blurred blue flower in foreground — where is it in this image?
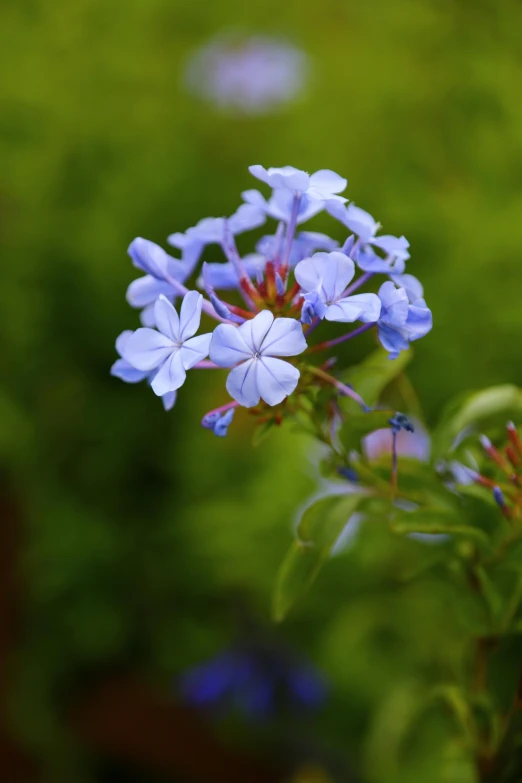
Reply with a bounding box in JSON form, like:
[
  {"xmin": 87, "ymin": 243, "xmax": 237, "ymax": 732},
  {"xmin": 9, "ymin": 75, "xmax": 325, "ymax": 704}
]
[
  {"xmin": 184, "ymin": 33, "xmax": 309, "ymax": 115},
  {"xmin": 180, "ymin": 640, "xmax": 327, "ymax": 718}
]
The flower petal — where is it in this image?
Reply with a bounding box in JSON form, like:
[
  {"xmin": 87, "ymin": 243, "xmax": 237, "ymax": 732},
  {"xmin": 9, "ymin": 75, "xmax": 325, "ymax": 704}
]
[
  {"xmin": 228, "ymin": 203, "xmax": 266, "ymax": 234},
  {"xmin": 226, "ymin": 360, "xmax": 260, "ymax": 407},
  {"xmin": 371, "ymin": 234, "xmax": 410, "ymax": 261},
  {"xmin": 150, "ymin": 350, "xmax": 186, "ymax": 395},
  {"xmin": 378, "ymin": 324, "xmax": 409, "ymax": 357},
  {"xmin": 122, "ymin": 328, "xmax": 174, "ymax": 371},
  {"xmin": 179, "ymin": 290, "xmax": 203, "ymax": 341},
  {"xmin": 115, "ymin": 330, "xmax": 133, "ymax": 357},
  {"xmin": 126, "ymin": 276, "xmax": 174, "ymax": 308},
  {"xmin": 180, "ymin": 333, "xmax": 212, "ymax": 369},
  {"xmin": 405, "ymin": 301, "xmax": 433, "ymax": 341},
  {"xmin": 294, "ymin": 252, "xmax": 355, "ymax": 302},
  {"xmin": 161, "ymin": 390, "xmax": 177, "ymax": 411},
  {"xmin": 154, "ymin": 295, "xmax": 181, "ymax": 341},
  {"xmin": 238, "ymin": 310, "xmax": 274, "ymax": 353},
  {"xmin": 249, "ymin": 165, "xmax": 310, "ymax": 192},
  {"xmin": 140, "ymin": 302, "xmax": 158, "ymax": 327},
  {"xmin": 325, "ymin": 293, "xmax": 381, "ymax": 323},
  {"xmin": 210, "ymin": 324, "xmax": 252, "ymax": 367},
  {"xmin": 259, "ymin": 317, "xmax": 307, "ymax": 357},
  {"xmin": 110, "ymin": 358, "xmax": 149, "ymax": 383},
  {"xmin": 390, "ymin": 274, "xmax": 423, "ymax": 303},
  {"xmin": 256, "ymin": 357, "xmax": 300, "ymax": 405},
  {"xmin": 128, "ymin": 238, "xmax": 171, "ymax": 279},
  {"xmin": 309, "ymin": 169, "xmax": 347, "ymax": 194}
]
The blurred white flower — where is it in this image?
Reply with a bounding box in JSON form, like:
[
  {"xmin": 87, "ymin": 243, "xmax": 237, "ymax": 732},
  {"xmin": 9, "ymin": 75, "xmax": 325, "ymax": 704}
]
[{"xmin": 184, "ymin": 32, "xmax": 309, "ymax": 114}]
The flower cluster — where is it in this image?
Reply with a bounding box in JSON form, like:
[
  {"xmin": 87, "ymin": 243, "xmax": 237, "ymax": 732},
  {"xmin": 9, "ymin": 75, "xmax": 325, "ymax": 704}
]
[{"xmin": 112, "ymin": 165, "xmax": 432, "ymax": 436}]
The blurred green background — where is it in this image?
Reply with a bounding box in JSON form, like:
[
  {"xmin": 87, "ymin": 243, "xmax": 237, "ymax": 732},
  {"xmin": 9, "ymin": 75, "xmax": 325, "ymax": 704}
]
[{"xmin": 2, "ymin": 0, "xmax": 522, "ymax": 781}]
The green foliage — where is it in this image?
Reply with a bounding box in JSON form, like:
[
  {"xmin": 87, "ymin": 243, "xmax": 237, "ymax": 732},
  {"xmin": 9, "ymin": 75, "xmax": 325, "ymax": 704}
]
[
  {"xmin": 276, "ymin": 379, "xmax": 522, "ymax": 780},
  {"xmin": 273, "ymin": 492, "xmax": 370, "ymax": 621},
  {"xmin": 3, "ymin": 1, "xmax": 522, "ymax": 781}
]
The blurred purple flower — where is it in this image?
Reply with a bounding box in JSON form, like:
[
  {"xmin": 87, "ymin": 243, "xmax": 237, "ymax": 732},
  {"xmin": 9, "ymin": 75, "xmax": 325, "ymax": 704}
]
[{"xmin": 184, "ymin": 34, "xmax": 309, "ymax": 115}]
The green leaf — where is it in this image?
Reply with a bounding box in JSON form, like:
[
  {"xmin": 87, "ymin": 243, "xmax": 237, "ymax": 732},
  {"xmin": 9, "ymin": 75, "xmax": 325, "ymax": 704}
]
[
  {"xmin": 273, "ymin": 492, "xmax": 369, "ymax": 621},
  {"xmin": 433, "ymin": 384, "xmax": 522, "ymax": 458},
  {"xmin": 389, "ymin": 507, "xmax": 491, "ymax": 547},
  {"xmin": 340, "ymin": 347, "xmax": 412, "ymax": 414}
]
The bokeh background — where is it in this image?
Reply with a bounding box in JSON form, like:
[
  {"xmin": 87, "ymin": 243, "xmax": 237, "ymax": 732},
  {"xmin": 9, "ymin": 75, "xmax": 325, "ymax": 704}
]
[{"xmin": 2, "ymin": 1, "xmax": 522, "ymax": 781}]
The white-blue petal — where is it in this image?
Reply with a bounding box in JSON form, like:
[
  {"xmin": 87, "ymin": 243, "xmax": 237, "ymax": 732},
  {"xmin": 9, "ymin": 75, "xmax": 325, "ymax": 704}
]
[
  {"xmin": 180, "ymin": 333, "xmax": 212, "ymax": 370},
  {"xmin": 309, "ymin": 169, "xmax": 347, "ymax": 194},
  {"xmin": 126, "ymin": 276, "xmax": 174, "ymax": 308},
  {"xmin": 325, "ymin": 293, "xmax": 381, "ymax": 323},
  {"xmin": 150, "ymin": 350, "xmax": 186, "ymax": 395},
  {"xmin": 122, "ymin": 328, "xmax": 174, "ymax": 372},
  {"xmin": 179, "ymin": 291, "xmax": 203, "ymax": 341},
  {"xmin": 154, "ymin": 295, "xmax": 181, "ymax": 342},
  {"xmin": 161, "ymin": 390, "xmax": 177, "ymax": 411},
  {"xmin": 110, "ymin": 358, "xmax": 149, "ymax": 384},
  {"xmin": 259, "ymin": 317, "xmax": 307, "ymax": 357},
  {"xmin": 256, "ymin": 357, "xmax": 300, "ymax": 405},
  {"xmin": 209, "ymin": 324, "xmax": 252, "ymax": 367},
  {"xmin": 128, "ymin": 238, "xmax": 171, "ymax": 279},
  {"xmin": 239, "ymin": 310, "xmax": 274, "ymax": 353},
  {"xmin": 226, "ymin": 359, "xmax": 260, "ymax": 407},
  {"xmin": 294, "ymin": 252, "xmax": 355, "ymax": 302}
]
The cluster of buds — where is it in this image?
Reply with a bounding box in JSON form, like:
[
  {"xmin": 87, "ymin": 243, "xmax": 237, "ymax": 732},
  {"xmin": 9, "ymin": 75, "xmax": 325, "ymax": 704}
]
[
  {"xmin": 466, "ymin": 423, "xmax": 522, "ymax": 519},
  {"xmin": 111, "ymin": 165, "xmax": 432, "ymax": 437}
]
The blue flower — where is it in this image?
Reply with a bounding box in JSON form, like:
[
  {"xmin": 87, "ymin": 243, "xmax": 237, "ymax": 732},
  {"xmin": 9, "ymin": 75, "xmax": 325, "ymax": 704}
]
[
  {"xmin": 256, "ymin": 230, "xmax": 339, "ymax": 267},
  {"xmin": 377, "ymin": 281, "xmax": 432, "ymax": 359},
  {"xmin": 201, "ymin": 407, "xmax": 236, "ymax": 437},
  {"xmin": 249, "ymin": 165, "xmax": 347, "ymax": 203},
  {"xmin": 209, "ymin": 311, "xmax": 307, "ymax": 407},
  {"xmin": 126, "ymin": 238, "xmax": 198, "ymax": 327},
  {"xmin": 294, "ymin": 252, "xmax": 381, "ymax": 323},
  {"xmin": 111, "ymin": 331, "xmax": 177, "ymax": 411},
  {"xmin": 180, "ymin": 642, "xmax": 326, "ymax": 718},
  {"xmin": 327, "ymin": 203, "xmax": 410, "ymax": 274},
  {"xmin": 167, "ymin": 203, "xmax": 265, "ymax": 253},
  {"xmin": 242, "ymin": 188, "xmax": 323, "ymax": 224},
  {"xmin": 121, "ymin": 292, "xmax": 212, "ymax": 396}
]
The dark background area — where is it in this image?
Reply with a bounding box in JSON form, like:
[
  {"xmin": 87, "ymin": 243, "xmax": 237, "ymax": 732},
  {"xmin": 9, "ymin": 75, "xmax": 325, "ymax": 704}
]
[{"xmin": 1, "ymin": 1, "xmax": 522, "ymax": 781}]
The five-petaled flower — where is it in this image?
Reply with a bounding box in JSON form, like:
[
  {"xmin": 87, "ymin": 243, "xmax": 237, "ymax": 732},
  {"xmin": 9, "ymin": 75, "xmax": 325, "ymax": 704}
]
[
  {"xmin": 209, "ymin": 311, "xmax": 307, "ymax": 407},
  {"xmin": 249, "ymin": 165, "xmax": 347, "ymax": 203},
  {"xmin": 294, "ymin": 251, "xmax": 381, "ymax": 323},
  {"xmin": 121, "ymin": 292, "xmax": 212, "ymax": 396},
  {"xmin": 111, "ymin": 330, "xmax": 177, "ymax": 410}
]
